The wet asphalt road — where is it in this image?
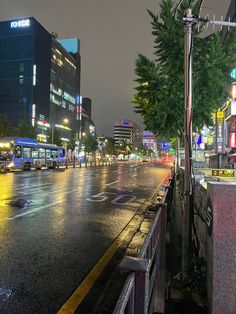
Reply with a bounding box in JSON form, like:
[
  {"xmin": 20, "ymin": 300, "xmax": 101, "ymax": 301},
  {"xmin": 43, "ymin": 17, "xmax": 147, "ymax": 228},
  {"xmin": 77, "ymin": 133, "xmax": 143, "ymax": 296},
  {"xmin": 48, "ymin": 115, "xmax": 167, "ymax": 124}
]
[{"xmin": 0, "ymin": 162, "xmax": 170, "ymax": 313}]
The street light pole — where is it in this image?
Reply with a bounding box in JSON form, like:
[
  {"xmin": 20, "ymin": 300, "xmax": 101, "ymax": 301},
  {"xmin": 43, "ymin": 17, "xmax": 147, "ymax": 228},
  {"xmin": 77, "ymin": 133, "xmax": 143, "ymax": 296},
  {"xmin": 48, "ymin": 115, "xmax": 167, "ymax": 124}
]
[
  {"xmin": 182, "ymin": 8, "xmax": 193, "ymax": 279},
  {"xmin": 181, "ymin": 8, "xmax": 236, "ymax": 280}
]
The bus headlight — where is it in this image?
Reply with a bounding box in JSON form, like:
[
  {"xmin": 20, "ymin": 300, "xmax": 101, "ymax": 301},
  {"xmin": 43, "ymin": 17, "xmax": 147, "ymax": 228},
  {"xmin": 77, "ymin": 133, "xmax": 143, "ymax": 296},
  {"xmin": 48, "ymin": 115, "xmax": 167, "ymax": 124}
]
[{"xmin": 7, "ymin": 162, "xmax": 14, "ymax": 168}]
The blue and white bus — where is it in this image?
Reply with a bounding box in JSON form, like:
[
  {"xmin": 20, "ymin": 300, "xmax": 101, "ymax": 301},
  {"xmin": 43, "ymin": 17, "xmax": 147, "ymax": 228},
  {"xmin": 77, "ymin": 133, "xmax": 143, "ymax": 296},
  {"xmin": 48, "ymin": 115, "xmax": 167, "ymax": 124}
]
[{"xmin": 0, "ymin": 137, "xmax": 66, "ymax": 171}]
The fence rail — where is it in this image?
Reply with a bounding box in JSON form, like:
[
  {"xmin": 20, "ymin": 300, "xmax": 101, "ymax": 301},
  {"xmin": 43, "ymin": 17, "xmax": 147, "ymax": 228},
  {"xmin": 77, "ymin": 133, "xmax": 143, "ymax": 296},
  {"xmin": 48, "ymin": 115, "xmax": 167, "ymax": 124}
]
[{"xmin": 114, "ymin": 203, "xmax": 167, "ymax": 314}]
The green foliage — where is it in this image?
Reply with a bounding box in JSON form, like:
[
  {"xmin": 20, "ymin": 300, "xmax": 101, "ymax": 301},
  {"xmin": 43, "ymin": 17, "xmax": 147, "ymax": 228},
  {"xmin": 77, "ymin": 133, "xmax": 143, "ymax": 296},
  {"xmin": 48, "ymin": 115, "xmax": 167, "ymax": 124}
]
[
  {"xmin": 48, "ymin": 128, "xmax": 63, "ymax": 146},
  {"xmin": 16, "ymin": 120, "xmax": 37, "ymax": 139},
  {"xmin": 103, "ymin": 138, "xmax": 117, "ymax": 156},
  {"xmin": 117, "ymin": 139, "xmax": 132, "ymax": 156},
  {"xmin": 0, "ymin": 115, "xmax": 13, "ymax": 137},
  {"xmin": 133, "ymin": 0, "xmax": 236, "ymax": 139},
  {"xmin": 80, "ymin": 134, "xmax": 97, "ymax": 153},
  {"xmin": 67, "ymin": 131, "xmax": 77, "ymax": 151}
]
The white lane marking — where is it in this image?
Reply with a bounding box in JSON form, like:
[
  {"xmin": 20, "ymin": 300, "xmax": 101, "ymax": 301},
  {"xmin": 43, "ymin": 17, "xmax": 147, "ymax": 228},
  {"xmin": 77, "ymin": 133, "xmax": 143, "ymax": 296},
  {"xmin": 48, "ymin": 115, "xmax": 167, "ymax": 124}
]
[
  {"xmin": 13, "ymin": 183, "xmax": 52, "ymax": 191},
  {"xmin": 87, "ymin": 192, "xmax": 116, "ymax": 202},
  {"xmin": 7, "ymin": 201, "xmax": 63, "ymax": 220},
  {"xmin": 131, "ymin": 174, "xmax": 137, "ymax": 178},
  {"xmin": 105, "ymin": 181, "xmax": 119, "ymax": 186},
  {"xmin": 19, "ymin": 187, "xmax": 64, "ymax": 195},
  {"xmin": 7, "ymin": 189, "xmax": 77, "ymax": 220}
]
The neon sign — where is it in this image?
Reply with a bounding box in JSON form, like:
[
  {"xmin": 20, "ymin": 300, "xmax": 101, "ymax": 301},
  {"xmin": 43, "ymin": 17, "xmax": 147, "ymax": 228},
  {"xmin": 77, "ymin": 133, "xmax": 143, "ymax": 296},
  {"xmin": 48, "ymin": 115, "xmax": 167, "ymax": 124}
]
[{"xmin": 11, "ymin": 19, "xmax": 30, "ymax": 28}]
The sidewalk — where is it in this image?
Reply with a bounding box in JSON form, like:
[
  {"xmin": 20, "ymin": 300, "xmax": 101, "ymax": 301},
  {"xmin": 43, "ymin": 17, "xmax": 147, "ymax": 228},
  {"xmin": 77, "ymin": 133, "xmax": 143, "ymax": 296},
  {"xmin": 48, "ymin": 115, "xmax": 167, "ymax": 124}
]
[{"xmin": 165, "ymin": 177, "xmax": 208, "ymax": 314}]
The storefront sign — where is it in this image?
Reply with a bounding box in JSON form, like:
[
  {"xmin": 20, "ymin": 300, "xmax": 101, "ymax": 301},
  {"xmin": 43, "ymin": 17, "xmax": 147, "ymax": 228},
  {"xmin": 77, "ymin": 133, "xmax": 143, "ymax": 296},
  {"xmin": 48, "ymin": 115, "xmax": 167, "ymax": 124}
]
[
  {"xmin": 215, "ymin": 112, "xmax": 224, "ymax": 153},
  {"xmin": 212, "ymin": 169, "xmax": 235, "ymax": 177}
]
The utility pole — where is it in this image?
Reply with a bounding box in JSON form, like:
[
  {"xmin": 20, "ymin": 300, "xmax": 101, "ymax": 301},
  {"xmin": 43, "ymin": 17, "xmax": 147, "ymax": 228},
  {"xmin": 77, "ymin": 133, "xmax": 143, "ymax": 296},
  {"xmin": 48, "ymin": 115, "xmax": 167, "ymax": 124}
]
[
  {"xmin": 182, "ymin": 9, "xmax": 236, "ymax": 279},
  {"xmin": 182, "ymin": 8, "xmax": 194, "ymax": 279}
]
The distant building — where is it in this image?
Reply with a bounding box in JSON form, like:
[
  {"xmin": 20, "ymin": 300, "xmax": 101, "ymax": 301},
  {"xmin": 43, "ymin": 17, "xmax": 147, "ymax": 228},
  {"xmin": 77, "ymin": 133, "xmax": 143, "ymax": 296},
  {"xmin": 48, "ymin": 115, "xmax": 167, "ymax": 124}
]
[
  {"xmin": 0, "ymin": 17, "xmax": 81, "ymax": 143},
  {"xmin": 82, "ymin": 97, "xmax": 92, "ymax": 119},
  {"xmin": 80, "ymin": 97, "xmax": 96, "ymax": 137},
  {"xmin": 113, "ymin": 120, "xmax": 142, "ymax": 147},
  {"xmin": 142, "ymin": 131, "xmax": 158, "ymax": 153}
]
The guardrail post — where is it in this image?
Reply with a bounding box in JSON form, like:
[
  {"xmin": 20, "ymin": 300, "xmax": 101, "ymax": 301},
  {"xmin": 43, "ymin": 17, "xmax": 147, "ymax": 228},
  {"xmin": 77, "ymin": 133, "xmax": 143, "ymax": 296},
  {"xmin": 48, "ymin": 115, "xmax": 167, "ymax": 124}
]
[
  {"xmin": 119, "ymin": 256, "xmax": 151, "ymax": 314},
  {"xmin": 153, "ymin": 203, "xmax": 166, "ymax": 313}
]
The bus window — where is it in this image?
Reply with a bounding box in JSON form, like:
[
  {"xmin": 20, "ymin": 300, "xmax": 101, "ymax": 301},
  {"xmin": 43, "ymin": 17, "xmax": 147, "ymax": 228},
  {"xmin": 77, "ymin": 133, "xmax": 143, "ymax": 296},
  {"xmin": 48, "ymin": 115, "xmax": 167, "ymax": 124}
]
[
  {"xmin": 58, "ymin": 149, "xmax": 65, "ymax": 157},
  {"xmin": 46, "ymin": 149, "xmax": 51, "ymax": 158},
  {"xmin": 23, "ymin": 147, "xmax": 31, "ymax": 158},
  {"xmin": 39, "ymin": 148, "xmax": 45, "ymax": 158},
  {"xmin": 14, "ymin": 145, "xmax": 22, "ymax": 158},
  {"xmin": 52, "ymin": 149, "xmax": 58, "ymax": 158},
  {"xmin": 32, "ymin": 147, "xmax": 39, "ymax": 158}
]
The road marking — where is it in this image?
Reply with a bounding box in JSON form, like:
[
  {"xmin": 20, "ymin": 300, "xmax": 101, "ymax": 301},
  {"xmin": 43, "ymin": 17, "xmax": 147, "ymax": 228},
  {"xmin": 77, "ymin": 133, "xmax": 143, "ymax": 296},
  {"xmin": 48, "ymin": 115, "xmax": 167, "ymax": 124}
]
[
  {"xmin": 7, "ymin": 190, "xmax": 77, "ymax": 220},
  {"xmin": 7, "ymin": 201, "xmax": 63, "ymax": 220},
  {"xmin": 13, "ymin": 183, "xmax": 52, "ymax": 191},
  {"xmin": 19, "ymin": 187, "xmax": 64, "ymax": 195},
  {"xmin": 57, "ymin": 215, "xmax": 136, "ymax": 314},
  {"xmin": 86, "ymin": 192, "xmax": 116, "ymax": 202},
  {"xmin": 131, "ymin": 174, "xmax": 137, "ymax": 178},
  {"xmin": 105, "ymin": 180, "xmax": 119, "ymax": 186},
  {"xmin": 57, "ymin": 175, "xmax": 168, "ymax": 314}
]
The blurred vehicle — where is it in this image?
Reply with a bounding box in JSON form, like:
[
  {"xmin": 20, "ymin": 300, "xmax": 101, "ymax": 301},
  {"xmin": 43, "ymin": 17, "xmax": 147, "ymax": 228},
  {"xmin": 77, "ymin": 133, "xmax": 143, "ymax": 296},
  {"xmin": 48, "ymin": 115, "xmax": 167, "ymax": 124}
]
[{"xmin": 0, "ymin": 137, "xmax": 66, "ymax": 171}]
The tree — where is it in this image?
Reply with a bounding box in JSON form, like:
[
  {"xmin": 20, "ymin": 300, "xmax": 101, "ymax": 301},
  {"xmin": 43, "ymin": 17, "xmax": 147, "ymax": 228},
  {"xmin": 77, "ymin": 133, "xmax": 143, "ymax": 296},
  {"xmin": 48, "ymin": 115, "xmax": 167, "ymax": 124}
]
[
  {"xmin": 16, "ymin": 120, "xmax": 37, "ymax": 139},
  {"xmin": 67, "ymin": 130, "xmax": 77, "ymax": 151},
  {"xmin": 79, "ymin": 134, "xmax": 97, "ymax": 154},
  {"xmin": 132, "ymin": 0, "xmax": 236, "ymax": 139},
  {"xmin": 103, "ymin": 138, "xmax": 117, "ymax": 156},
  {"xmin": 48, "ymin": 128, "xmax": 63, "ymax": 147},
  {"xmin": 0, "ymin": 115, "xmax": 13, "ymax": 137}
]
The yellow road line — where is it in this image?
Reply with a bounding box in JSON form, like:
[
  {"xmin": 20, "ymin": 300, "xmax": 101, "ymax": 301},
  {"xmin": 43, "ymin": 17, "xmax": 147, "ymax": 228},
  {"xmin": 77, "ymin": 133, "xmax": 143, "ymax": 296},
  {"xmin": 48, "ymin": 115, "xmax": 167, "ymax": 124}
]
[
  {"xmin": 57, "ymin": 174, "xmax": 168, "ymax": 314},
  {"xmin": 57, "ymin": 225, "xmax": 130, "ymax": 314}
]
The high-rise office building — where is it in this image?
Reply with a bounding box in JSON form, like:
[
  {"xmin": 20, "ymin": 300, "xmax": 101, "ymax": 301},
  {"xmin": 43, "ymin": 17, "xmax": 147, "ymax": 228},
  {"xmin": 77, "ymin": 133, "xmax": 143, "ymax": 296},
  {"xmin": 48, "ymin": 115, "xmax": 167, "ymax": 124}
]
[
  {"xmin": 82, "ymin": 97, "xmax": 92, "ymax": 119},
  {"xmin": 113, "ymin": 120, "xmax": 142, "ymax": 147},
  {"xmin": 0, "ymin": 17, "xmax": 81, "ymax": 143}
]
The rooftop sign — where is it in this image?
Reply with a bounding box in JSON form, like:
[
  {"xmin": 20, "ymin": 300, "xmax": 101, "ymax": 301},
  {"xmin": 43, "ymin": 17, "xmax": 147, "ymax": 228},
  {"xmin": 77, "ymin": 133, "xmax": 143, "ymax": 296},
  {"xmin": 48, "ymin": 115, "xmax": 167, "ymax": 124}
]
[{"xmin": 11, "ymin": 19, "xmax": 30, "ymax": 28}]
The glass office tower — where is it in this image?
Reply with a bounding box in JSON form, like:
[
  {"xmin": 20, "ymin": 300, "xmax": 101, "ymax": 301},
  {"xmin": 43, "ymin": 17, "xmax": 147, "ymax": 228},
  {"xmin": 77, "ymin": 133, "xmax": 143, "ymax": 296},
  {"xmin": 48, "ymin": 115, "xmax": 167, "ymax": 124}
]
[{"xmin": 0, "ymin": 17, "xmax": 81, "ymax": 143}]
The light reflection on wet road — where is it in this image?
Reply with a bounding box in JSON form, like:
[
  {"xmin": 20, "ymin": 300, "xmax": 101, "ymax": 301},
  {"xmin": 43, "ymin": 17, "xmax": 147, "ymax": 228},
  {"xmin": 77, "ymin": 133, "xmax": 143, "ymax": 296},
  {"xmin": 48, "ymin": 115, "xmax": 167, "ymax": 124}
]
[{"xmin": 0, "ymin": 162, "xmax": 170, "ymax": 313}]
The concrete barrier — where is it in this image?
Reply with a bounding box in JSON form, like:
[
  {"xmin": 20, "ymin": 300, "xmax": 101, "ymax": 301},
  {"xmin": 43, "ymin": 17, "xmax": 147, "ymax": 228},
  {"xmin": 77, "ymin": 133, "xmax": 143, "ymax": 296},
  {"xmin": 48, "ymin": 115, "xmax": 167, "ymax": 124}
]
[{"xmin": 206, "ymin": 182, "xmax": 236, "ymax": 314}]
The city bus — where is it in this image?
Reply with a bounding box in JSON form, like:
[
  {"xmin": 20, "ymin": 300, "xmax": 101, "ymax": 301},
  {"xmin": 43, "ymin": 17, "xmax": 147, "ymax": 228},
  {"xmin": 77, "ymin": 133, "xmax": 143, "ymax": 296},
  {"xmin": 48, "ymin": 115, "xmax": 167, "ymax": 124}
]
[{"xmin": 0, "ymin": 137, "xmax": 66, "ymax": 171}]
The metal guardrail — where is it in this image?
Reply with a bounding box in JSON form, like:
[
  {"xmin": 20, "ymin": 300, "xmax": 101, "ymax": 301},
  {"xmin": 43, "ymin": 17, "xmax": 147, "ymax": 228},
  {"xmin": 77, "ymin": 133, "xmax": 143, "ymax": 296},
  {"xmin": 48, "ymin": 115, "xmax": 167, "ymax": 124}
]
[{"xmin": 114, "ymin": 203, "xmax": 167, "ymax": 314}]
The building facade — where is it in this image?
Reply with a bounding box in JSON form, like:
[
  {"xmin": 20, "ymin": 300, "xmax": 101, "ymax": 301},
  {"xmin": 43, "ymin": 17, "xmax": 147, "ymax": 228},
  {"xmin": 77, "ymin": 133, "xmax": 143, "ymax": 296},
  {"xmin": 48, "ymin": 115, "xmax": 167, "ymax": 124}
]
[
  {"xmin": 113, "ymin": 120, "xmax": 142, "ymax": 147},
  {"xmin": 142, "ymin": 131, "xmax": 158, "ymax": 154},
  {"xmin": 0, "ymin": 17, "xmax": 81, "ymax": 144}
]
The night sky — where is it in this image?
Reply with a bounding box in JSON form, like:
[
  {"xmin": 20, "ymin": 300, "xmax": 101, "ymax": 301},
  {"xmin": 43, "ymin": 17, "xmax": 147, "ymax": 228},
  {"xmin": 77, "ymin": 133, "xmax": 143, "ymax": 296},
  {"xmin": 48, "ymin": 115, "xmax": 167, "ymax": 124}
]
[{"xmin": 2, "ymin": 0, "xmax": 231, "ymax": 136}]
